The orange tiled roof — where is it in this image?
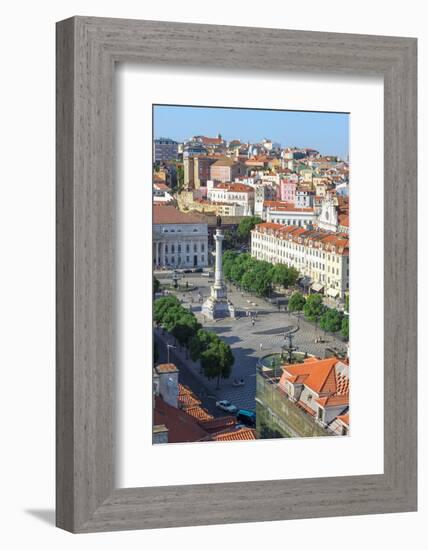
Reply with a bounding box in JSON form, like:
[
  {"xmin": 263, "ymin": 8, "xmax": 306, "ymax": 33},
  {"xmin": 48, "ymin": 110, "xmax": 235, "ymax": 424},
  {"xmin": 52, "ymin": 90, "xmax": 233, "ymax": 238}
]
[
  {"xmin": 153, "ymin": 205, "xmax": 206, "ymax": 225},
  {"xmin": 282, "ymin": 358, "xmax": 339, "ymax": 394},
  {"xmin": 178, "ymin": 393, "xmax": 201, "ymax": 409},
  {"xmin": 264, "ymin": 200, "xmax": 313, "ymax": 213},
  {"xmin": 200, "ymin": 136, "xmax": 223, "ymax": 145},
  {"xmin": 214, "ymin": 182, "xmax": 254, "ymax": 193},
  {"xmin": 185, "ymin": 406, "xmax": 213, "ymax": 422},
  {"xmin": 316, "ymin": 394, "xmax": 349, "ymax": 408},
  {"xmin": 211, "ymin": 428, "xmax": 256, "ymax": 441},
  {"xmin": 199, "ymin": 416, "xmax": 237, "ymax": 433},
  {"xmin": 178, "ymin": 383, "xmax": 192, "ymax": 395},
  {"xmin": 156, "ymin": 363, "xmax": 179, "ymax": 373},
  {"xmin": 337, "ymin": 413, "xmax": 350, "ymax": 426}
]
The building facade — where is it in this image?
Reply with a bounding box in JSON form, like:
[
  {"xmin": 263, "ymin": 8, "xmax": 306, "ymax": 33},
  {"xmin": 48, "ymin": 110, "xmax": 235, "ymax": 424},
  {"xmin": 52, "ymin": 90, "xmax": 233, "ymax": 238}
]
[
  {"xmin": 210, "ymin": 158, "xmax": 247, "ymax": 182},
  {"xmin": 264, "ymin": 200, "xmax": 316, "ymax": 228},
  {"xmin": 183, "ymin": 156, "xmax": 218, "ymax": 190},
  {"xmin": 207, "ymin": 182, "xmax": 255, "ymax": 215},
  {"xmin": 153, "ymin": 138, "xmax": 179, "ymax": 162},
  {"xmin": 251, "ymin": 222, "xmax": 349, "ymax": 299},
  {"xmin": 153, "ymin": 205, "xmax": 208, "ymax": 268}
]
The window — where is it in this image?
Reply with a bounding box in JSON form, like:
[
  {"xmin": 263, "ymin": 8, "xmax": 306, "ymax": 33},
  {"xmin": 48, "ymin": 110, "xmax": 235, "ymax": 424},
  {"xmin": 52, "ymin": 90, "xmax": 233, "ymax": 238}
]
[
  {"xmin": 186, "ymin": 244, "xmax": 190, "ymax": 253},
  {"xmin": 194, "ymin": 244, "xmax": 197, "ymax": 252},
  {"xmin": 165, "ymin": 244, "xmax": 169, "ymax": 253},
  {"xmin": 171, "ymin": 244, "xmax": 175, "ymax": 254},
  {"xmin": 201, "ymin": 243, "xmax": 205, "ymax": 252}
]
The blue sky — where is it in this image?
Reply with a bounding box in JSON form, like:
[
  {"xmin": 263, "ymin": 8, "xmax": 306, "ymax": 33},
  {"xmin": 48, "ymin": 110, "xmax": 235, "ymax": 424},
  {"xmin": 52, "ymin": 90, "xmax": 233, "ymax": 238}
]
[{"xmin": 154, "ymin": 105, "xmax": 349, "ymax": 159}]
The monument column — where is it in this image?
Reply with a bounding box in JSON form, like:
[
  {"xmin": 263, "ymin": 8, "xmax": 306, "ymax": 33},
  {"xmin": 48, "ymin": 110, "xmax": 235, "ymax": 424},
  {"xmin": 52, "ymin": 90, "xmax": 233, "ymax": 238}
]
[
  {"xmin": 214, "ymin": 229, "xmax": 224, "ymax": 289},
  {"xmin": 202, "ymin": 228, "xmax": 235, "ymax": 319}
]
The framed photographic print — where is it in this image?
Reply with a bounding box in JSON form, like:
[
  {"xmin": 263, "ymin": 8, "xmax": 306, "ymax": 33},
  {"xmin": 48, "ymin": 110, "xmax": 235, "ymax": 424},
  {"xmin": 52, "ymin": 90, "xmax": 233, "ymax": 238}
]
[{"xmin": 56, "ymin": 16, "xmax": 417, "ymax": 532}]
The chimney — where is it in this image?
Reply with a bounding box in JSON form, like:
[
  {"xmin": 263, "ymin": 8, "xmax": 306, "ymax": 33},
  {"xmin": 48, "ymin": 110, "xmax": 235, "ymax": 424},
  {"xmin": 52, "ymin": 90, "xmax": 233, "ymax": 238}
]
[{"xmin": 155, "ymin": 363, "xmax": 179, "ymax": 408}]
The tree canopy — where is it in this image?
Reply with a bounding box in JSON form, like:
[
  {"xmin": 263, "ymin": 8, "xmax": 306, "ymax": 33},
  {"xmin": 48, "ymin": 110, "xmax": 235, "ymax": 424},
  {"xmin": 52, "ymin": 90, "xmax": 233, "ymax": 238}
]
[
  {"xmin": 153, "ymin": 276, "xmax": 160, "ymax": 295},
  {"xmin": 303, "ymin": 294, "xmax": 325, "ymax": 321},
  {"xmin": 288, "ymin": 291, "xmax": 306, "ymax": 312},
  {"xmin": 319, "ymin": 308, "xmax": 343, "ymax": 333},
  {"xmin": 341, "ymin": 316, "xmax": 349, "ymax": 340},
  {"xmin": 236, "ymin": 216, "xmax": 262, "ymax": 242},
  {"xmin": 154, "ymin": 295, "xmax": 234, "ymax": 387},
  {"xmin": 272, "ymin": 263, "xmax": 299, "ymax": 289},
  {"xmin": 222, "ymin": 252, "xmax": 298, "ymax": 297}
]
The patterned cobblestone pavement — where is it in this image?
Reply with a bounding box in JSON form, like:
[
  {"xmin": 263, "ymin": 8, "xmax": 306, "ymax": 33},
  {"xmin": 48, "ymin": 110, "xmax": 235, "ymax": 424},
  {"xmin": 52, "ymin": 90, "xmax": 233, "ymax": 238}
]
[{"xmin": 157, "ymin": 273, "xmax": 347, "ymax": 412}]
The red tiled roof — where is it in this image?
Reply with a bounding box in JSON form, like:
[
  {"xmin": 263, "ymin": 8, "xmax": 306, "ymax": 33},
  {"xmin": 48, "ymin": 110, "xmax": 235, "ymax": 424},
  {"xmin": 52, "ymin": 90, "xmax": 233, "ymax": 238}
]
[
  {"xmin": 211, "ymin": 428, "xmax": 256, "ymax": 441},
  {"xmin": 264, "ymin": 200, "xmax": 313, "ymax": 213},
  {"xmin": 153, "ymin": 182, "xmax": 170, "ymax": 190},
  {"xmin": 199, "ymin": 416, "xmax": 237, "ymax": 433},
  {"xmin": 316, "ymin": 394, "xmax": 349, "ymax": 408},
  {"xmin": 177, "ymin": 393, "xmax": 201, "ymax": 409},
  {"xmin": 155, "ymin": 363, "xmax": 179, "ymax": 373},
  {"xmin": 337, "ymin": 413, "xmax": 350, "ymax": 426},
  {"xmin": 281, "ymin": 358, "xmax": 339, "ymax": 394},
  {"xmin": 153, "ymin": 205, "xmax": 206, "ymax": 225},
  {"xmin": 178, "ymin": 383, "xmax": 192, "ymax": 395},
  {"xmin": 154, "ymin": 396, "xmax": 208, "ymax": 443},
  {"xmin": 200, "ymin": 136, "xmax": 223, "ymax": 145},
  {"xmin": 214, "ymin": 182, "xmax": 254, "ymax": 193},
  {"xmin": 185, "ymin": 406, "xmax": 213, "ymax": 422}
]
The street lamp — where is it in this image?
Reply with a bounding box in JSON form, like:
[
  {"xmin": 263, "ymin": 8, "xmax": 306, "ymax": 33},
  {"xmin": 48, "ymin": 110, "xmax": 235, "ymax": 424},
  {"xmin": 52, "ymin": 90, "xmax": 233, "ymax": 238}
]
[
  {"xmin": 166, "ymin": 343, "xmax": 176, "ymax": 363},
  {"xmin": 172, "ymin": 270, "xmax": 179, "ymax": 289}
]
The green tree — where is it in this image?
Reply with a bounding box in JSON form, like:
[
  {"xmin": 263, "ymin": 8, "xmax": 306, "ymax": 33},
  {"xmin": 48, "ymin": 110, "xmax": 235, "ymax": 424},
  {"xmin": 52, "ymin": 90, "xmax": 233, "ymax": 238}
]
[
  {"xmin": 271, "ymin": 264, "xmax": 300, "ymax": 289},
  {"xmin": 188, "ymin": 328, "xmax": 218, "ymax": 361},
  {"xmin": 171, "ymin": 312, "xmax": 201, "ymax": 345},
  {"xmin": 288, "ymin": 291, "xmax": 306, "ymax": 312},
  {"xmin": 176, "ymin": 164, "xmax": 184, "ymax": 192},
  {"xmin": 200, "ymin": 339, "xmax": 234, "ymax": 389},
  {"xmin": 319, "ymin": 308, "xmax": 343, "ymax": 333},
  {"xmin": 236, "ymin": 216, "xmax": 262, "ymax": 243},
  {"xmin": 344, "ymin": 293, "xmax": 349, "ymax": 313},
  {"xmin": 240, "ymin": 259, "xmax": 272, "ymax": 296},
  {"xmin": 341, "ymin": 316, "xmax": 349, "ymax": 341},
  {"xmin": 153, "ymin": 295, "xmax": 180, "ymax": 324},
  {"xmin": 303, "ymin": 294, "xmax": 325, "ymax": 321},
  {"xmin": 153, "ymin": 276, "xmax": 160, "ymax": 295}
]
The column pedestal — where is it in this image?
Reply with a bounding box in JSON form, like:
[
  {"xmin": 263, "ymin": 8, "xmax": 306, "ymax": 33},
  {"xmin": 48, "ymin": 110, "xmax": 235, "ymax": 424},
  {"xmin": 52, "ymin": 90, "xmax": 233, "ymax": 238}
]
[{"xmin": 202, "ymin": 228, "xmax": 235, "ymax": 320}]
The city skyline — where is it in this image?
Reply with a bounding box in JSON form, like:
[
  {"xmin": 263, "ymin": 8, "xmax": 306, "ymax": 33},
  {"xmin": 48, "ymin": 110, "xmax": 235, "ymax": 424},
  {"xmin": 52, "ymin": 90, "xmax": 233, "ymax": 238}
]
[{"xmin": 154, "ymin": 104, "xmax": 349, "ymax": 160}]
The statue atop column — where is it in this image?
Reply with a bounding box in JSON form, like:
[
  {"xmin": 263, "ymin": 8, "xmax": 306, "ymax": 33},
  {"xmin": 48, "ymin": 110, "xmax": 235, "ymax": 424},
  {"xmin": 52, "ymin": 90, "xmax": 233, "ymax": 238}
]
[{"xmin": 202, "ymin": 228, "xmax": 235, "ymax": 320}]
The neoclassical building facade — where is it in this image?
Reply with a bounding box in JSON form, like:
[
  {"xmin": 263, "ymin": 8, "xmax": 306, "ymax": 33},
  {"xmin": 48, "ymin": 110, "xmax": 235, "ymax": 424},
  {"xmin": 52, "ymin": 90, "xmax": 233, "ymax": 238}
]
[{"xmin": 153, "ymin": 205, "xmax": 208, "ymax": 269}]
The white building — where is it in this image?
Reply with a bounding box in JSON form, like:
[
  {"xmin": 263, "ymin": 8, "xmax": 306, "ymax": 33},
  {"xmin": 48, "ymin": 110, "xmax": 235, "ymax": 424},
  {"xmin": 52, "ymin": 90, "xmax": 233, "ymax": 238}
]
[
  {"xmin": 153, "ymin": 182, "xmax": 174, "ymax": 204},
  {"xmin": 263, "ymin": 200, "xmax": 316, "ymax": 228},
  {"xmin": 153, "ymin": 205, "xmax": 208, "ymax": 268},
  {"xmin": 207, "ymin": 182, "xmax": 254, "ymax": 215},
  {"xmin": 251, "ymin": 222, "xmax": 349, "ymax": 299}
]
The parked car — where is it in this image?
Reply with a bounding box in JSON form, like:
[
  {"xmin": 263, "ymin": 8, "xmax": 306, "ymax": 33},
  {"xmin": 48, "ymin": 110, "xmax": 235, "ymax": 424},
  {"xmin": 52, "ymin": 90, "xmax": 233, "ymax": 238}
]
[
  {"xmin": 193, "ymin": 267, "xmax": 203, "ymax": 273},
  {"xmin": 236, "ymin": 409, "xmax": 256, "ymax": 427},
  {"xmin": 215, "ymin": 400, "xmax": 238, "ymax": 414},
  {"xmin": 182, "ymin": 268, "xmax": 193, "ymax": 274}
]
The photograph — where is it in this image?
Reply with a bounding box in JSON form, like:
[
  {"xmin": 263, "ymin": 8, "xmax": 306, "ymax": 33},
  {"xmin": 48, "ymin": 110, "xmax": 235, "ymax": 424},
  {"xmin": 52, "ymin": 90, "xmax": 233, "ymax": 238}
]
[{"xmin": 152, "ymin": 105, "xmax": 350, "ymax": 444}]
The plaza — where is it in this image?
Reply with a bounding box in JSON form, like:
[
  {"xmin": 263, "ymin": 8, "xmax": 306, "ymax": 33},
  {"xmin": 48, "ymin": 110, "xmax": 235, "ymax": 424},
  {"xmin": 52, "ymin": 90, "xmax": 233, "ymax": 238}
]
[{"xmin": 154, "ymin": 270, "xmax": 347, "ymax": 412}]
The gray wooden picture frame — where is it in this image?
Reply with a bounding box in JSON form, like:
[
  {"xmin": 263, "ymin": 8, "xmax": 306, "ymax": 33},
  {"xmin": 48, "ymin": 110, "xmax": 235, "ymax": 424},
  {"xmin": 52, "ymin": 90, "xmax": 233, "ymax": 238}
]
[{"xmin": 56, "ymin": 16, "xmax": 417, "ymax": 533}]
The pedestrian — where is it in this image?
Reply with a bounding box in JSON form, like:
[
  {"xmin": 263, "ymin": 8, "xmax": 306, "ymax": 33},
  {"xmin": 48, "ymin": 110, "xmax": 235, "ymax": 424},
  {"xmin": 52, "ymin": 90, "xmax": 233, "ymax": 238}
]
[
  {"xmin": 259, "ymin": 342, "xmax": 263, "ymax": 351},
  {"xmin": 251, "ymin": 318, "xmax": 255, "ymax": 327}
]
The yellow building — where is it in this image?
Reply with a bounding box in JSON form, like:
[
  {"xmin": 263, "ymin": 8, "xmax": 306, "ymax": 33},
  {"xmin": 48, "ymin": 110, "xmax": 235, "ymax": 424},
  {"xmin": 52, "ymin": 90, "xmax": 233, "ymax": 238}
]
[{"xmin": 251, "ymin": 222, "xmax": 349, "ymax": 299}]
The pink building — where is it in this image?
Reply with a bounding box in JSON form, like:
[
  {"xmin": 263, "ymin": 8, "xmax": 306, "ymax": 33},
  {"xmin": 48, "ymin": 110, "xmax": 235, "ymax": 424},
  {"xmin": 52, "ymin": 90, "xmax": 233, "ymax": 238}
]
[{"xmin": 280, "ymin": 178, "xmax": 297, "ymax": 203}]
